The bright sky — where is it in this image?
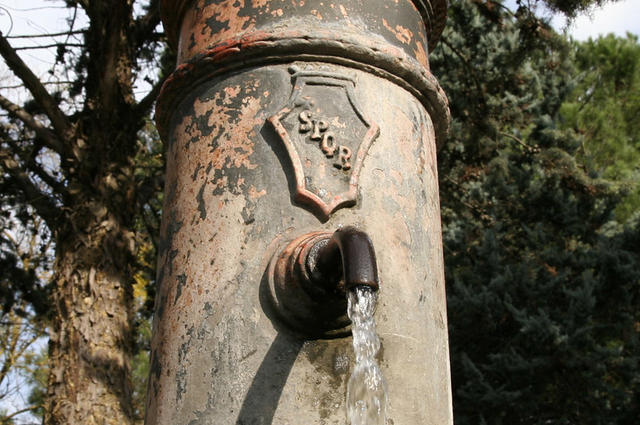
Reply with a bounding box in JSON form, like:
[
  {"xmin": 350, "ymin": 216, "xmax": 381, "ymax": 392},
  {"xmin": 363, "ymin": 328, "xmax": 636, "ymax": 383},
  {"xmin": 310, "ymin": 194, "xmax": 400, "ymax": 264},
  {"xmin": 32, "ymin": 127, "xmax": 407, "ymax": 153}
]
[
  {"xmin": 0, "ymin": 1, "xmax": 78, "ymax": 66},
  {"xmin": 0, "ymin": 1, "xmax": 155, "ymax": 102},
  {"xmin": 550, "ymin": 0, "xmax": 640, "ymax": 40},
  {"xmin": 1, "ymin": 1, "xmax": 639, "ymax": 75}
]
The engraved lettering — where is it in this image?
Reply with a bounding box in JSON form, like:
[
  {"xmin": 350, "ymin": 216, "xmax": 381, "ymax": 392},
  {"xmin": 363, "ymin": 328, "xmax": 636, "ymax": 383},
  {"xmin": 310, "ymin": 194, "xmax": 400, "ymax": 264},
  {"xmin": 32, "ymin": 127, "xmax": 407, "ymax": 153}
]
[
  {"xmin": 321, "ymin": 132, "xmax": 336, "ymax": 157},
  {"xmin": 336, "ymin": 146, "xmax": 352, "ymax": 170},
  {"xmin": 311, "ymin": 119, "xmax": 328, "ymax": 140},
  {"xmin": 299, "ymin": 110, "xmax": 313, "ymax": 132},
  {"xmin": 268, "ymin": 70, "xmax": 380, "ymax": 219},
  {"xmin": 295, "ymin": 101, "xmax": 353, "ymax": 172}
]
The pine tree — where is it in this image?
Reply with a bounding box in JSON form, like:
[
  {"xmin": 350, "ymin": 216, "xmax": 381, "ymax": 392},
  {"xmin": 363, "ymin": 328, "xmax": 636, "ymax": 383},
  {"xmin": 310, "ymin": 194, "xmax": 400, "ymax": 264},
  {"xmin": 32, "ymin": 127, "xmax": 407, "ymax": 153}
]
[
  {"xmin": 431, "ymin": 1, "xmax": 640, "ymax": 423},
  {"xmin": 0, "ymin": 2, "xmax": 169, "ymax": 423},
  {"xmin": 559, "ymin": 33, "xmax": 640, "ymax": 221}
]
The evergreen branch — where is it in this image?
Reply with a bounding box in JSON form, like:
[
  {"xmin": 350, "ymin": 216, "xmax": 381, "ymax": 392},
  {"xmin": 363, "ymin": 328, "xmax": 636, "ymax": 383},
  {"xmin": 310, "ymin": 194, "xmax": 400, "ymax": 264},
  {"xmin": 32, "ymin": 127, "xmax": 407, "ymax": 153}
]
[
  {"xmin": 133, "ymin": 0, "xmax": 161, "ymax": 50},
  {"xmin": 490, "ymin": 0, "xmax": 517, "ymax": 18},
  {"xmin": 26, "ymin": 155, "xmax": 67, "ymax": 197},
  {"xmin": 0, "ymin": 405, "xmax": 40, "ymax": 422},
  {"xmin": 13, "ymin": 43, "xmax": 84, "ymax": 51},
  {"xmin": 0, "ymin": 94, "xmax": 64, "ymax": 154},
  {"xmin": 500, "ymin": 131, "xmax": 539, "ymax": 153},
  {"xmin": 0, "ymin": 148, "xmax": 62, "ymax": 229},
  {"xmin": 576, "ymin": 81, "xmax": 597, "ymax": 113},
  {"xmin": 134, "ymin": 74, "xmax": 166, "ymax": 120},
  {"xmin": 141, "ymin": 208, "xmax": 160, "ymax": 254},
  {"xmin": 440, "ymin": 38, "xmax": 486, "ymax": 103},
  {"xmin": 2, "ymin": 133, "xmax": 66, "ymax": 196},
  {"xmin": 0, "ymin": 81, "xmax": 75, "ymax": 89},
  {"xmin": 444, "ymin": 176, "xmax": 492, "ymax": 223},
  {"xmin": 0, "ymin": 318, "xmax": 20, "ymax": 387},
  {"xmin": 5, "ymin": 30, "xmax": 85, "ymax": 39},
  {"xmin": 0, "ymin": 33, "xmax": 72, "ymax": 143}
]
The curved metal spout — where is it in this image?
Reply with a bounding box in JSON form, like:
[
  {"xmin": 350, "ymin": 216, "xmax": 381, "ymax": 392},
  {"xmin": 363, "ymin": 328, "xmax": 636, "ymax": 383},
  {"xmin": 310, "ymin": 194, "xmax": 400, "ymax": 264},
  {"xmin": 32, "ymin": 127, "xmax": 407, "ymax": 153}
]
[
  {"xmin": 307, "ymin": 226, "xmax": 380, "ymax": 292},
  {"xmin": 265, "ymin": 226, "xmax": 379, "ymax": 337}
]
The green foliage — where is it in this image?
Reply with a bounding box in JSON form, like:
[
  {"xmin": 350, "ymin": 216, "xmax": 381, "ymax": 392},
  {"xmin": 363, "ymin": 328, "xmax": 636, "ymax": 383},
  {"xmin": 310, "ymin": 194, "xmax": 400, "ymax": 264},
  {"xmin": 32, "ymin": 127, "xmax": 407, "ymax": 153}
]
[
  {"xmin": 0, "ymin": 309, "xmax": 47, "ymax": 424},
  {"xmin": 1, "ymin": 2, "xmax": 170, "ymax": 420},
  {"xmin": 0, "ymin": 125, "xmax": 52, "ymax": 320},
  {"xmin": 559, "ymin": 33, "xmax": 640, "ymax": 221},
  {"xmin": 0, "ymin": 410, "xmax": 16, "ymax": 425},
  {"xmin": 0, "ymin": 231, "xmax": 46, "ymax": 318},
  {"xmin": 131, "ymin": 318, "xmax": 151, "ymax": 422},
  {"xmin": 536, "ymin": 0, "xmax": 614, "ymax": 18},
  {"xmin": 25, "ymin": 347, "xmax": 48, "ymax": 421},
  {"xmin": 432, "ymin": 1, "xmax": 640, "ymax": 423}
]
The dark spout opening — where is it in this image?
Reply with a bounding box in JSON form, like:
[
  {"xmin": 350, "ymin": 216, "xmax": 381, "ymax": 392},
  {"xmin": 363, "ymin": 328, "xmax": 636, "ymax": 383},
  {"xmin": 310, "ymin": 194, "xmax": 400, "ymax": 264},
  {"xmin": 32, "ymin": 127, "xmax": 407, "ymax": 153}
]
[{"xmin": 307, "ymin": 226, "xmax": 380, "ymax": 292}]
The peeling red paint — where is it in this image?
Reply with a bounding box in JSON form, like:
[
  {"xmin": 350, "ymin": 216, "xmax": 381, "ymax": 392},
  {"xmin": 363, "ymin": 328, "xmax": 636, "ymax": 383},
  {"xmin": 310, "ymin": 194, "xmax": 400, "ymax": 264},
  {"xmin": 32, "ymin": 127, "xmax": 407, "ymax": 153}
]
[
  {"xmin": 248, "ymin": 185, "xmax": 267, "ymax": 199},
  {"xmin": 224, "ymin": 85, "xmax": 242, "ymax": 99},
  {"xmin": 414, "ymin": 41, "xmax": 429, "ymax": 69},
  {"xmin": 156, "ymin": 26, "xmax": 451, "ymax": 147},
  {"xmin": 310, "ymin": 9, "xmax": 323, "ymax": 20},
  {"xmin": 150, "ymin": 2, "xmax": 453, "ymax": 418},
  {"xmin": 382, "ymin": 18, "xmax": 413, "ymax": 44},
  {"xmin": 252, "ymin": 0, "xmax": 270, "ymax": 8}
]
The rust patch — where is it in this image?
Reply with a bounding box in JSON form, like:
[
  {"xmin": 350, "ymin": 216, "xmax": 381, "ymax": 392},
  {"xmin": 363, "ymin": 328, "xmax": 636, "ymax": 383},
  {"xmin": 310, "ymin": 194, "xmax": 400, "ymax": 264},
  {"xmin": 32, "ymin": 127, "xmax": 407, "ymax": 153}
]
[
  {"xmin": 248, "ymin": 185, "xmax": 266, "ymax": 200},
  {"xmin": 193, "ymin": 97, "xmax": 213, "ymax": 117},
  {"xmin": 188, "ymin": 87, "xmax": 262, "ymax": 173},
  {"xmin": 337, "ymin": 4, "xmax": 354, "ymax": 27},
  {"xmin": 175, "ymin": 115, "xmax": 202, "ymax": 150},
  {"xmin": 190, "ymin": 0, "xmax": 257, "ymax": 56},
  {"xmin": 213, "ymin": 95, "xmax": 261, "ymax": 170},
  {"xmin": 251, "ymin": 0, "xmax": 270, "ymax": 7},
  {"xmin": 223, "ymin": 85, "xmax": 241, "ymax": 98},
  {"xmin": 168, "ymin": 79, "xmax": 267, "ymax": 246},
  {"xmin": 382, "ymin": 18, "xmax": 413, "ymax": 44},
  {"xmin": 157, "ymin": 27, "xmax": 451, "ymax": 147},
  {"xmin": 414, "ymin": 42, "xmax": 429, "ymax": 69}
]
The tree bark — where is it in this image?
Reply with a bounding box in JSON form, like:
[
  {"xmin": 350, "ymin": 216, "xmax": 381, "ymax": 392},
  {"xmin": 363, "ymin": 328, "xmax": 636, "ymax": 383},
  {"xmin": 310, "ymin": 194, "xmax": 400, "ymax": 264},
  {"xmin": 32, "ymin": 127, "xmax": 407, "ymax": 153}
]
[
  {"xmin": 45, "ymin": 210, "xmax": 135, "ymax": 425},
  {"xmin": 1, "ymin": 1, "xmax": 164, "ymax": 422}
]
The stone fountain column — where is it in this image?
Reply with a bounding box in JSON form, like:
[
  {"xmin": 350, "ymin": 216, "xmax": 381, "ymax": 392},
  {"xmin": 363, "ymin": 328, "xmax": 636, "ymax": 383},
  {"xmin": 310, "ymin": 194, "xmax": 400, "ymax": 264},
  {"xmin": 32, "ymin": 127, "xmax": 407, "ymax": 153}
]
[{"xmin": 146, "ymin": 1, "xmax": 452, "ymax": 424}]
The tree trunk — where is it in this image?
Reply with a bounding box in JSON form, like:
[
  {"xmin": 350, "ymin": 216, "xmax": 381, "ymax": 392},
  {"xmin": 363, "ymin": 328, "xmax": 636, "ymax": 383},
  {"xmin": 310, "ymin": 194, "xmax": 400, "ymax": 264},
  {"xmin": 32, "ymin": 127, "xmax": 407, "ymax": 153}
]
[
  {"xmin": 0, "ymin": 0, "xmax": 162, "ymax": 422},
  {"xmin": 45, "ymin": 210, "xmax": 135, "ymax": 425}
]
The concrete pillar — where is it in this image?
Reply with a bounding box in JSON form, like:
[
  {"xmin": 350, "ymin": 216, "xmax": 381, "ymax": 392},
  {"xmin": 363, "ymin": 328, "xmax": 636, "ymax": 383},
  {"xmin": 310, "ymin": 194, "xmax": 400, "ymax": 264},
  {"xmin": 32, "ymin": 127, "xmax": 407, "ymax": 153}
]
[{"xmin": 146, "ymin": 1, "xmax": 452, "ymax": 424}]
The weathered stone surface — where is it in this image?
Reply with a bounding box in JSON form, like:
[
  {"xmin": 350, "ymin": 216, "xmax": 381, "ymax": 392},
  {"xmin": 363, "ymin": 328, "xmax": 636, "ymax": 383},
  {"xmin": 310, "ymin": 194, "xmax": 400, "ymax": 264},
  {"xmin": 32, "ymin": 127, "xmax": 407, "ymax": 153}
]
[{"xmin": 147, "ymin": 1, "xmax": 452, "ymax": 424}]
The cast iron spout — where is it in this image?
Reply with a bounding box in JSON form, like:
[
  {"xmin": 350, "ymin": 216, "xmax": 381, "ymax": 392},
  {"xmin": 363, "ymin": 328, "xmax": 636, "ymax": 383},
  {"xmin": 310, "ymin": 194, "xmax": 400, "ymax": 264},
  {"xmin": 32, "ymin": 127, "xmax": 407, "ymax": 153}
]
[
  {"xmin": 266, "ymin": 227, "xmax": 379, "ymax": 337},
  {"xmin": 307, "ymin": 226, "xmax": 380, "ymax": 292}
]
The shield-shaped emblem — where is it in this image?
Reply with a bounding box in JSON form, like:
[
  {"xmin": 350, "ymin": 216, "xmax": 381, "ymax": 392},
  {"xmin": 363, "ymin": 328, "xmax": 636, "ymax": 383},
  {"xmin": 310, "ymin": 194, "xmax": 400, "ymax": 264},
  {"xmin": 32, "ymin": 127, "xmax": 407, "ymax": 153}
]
[{"xmin": 268, "ymin": 67, "xmax": 379, "ymax": 221}]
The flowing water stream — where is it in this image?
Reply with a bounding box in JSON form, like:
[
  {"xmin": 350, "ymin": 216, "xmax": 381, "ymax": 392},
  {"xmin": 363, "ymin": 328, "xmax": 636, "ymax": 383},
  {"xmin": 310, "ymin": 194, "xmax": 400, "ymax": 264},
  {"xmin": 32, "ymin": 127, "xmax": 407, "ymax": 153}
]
[{"xmin": 346, "ymin": 286, "xmax": 388, "ymax": 425}]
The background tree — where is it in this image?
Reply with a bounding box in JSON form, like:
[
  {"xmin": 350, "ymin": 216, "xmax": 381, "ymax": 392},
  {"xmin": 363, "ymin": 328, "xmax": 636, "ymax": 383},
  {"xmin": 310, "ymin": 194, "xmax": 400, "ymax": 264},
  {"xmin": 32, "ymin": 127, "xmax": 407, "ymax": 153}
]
[
  {"xmin": 0, "ymin": 306, "xmax": 46, "ymax": 425},
  {"xmin": 0, "ymin": 1, "xmax": 169, "ymax": 423},
  {"xmin": 432, "ymin": 1, "xmax": 640, "ymax": 423},
  {"xmin": 559, "ymin": 33, "xmax": 640, "ymax": 221},
  {"xmin": 0, "ymin": 200, "xmax": 51, "ymax": 424},
  {"xmin": 0, "ymin": 0, "xmax": 637, "ymax": 424}
]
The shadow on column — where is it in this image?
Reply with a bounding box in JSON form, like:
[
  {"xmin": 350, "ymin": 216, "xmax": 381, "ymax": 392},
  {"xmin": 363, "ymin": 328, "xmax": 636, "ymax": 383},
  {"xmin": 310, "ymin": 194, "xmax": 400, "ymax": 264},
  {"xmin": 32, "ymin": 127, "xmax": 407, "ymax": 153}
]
[
  {"xmin": 235, "ymin": 333, "xmax": 303, "ymax": 425},
  {"xmin": 235, "ymin": 268, "xmax": 304, "ymax": 425}
]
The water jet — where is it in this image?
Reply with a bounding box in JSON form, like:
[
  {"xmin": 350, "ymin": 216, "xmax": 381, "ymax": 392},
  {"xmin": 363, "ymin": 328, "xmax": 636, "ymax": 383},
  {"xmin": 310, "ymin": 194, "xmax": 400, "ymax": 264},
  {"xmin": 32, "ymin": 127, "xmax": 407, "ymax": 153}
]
[{"xmin": 146, "ymin": 1, "xmax": 453, "ymax": 423}]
